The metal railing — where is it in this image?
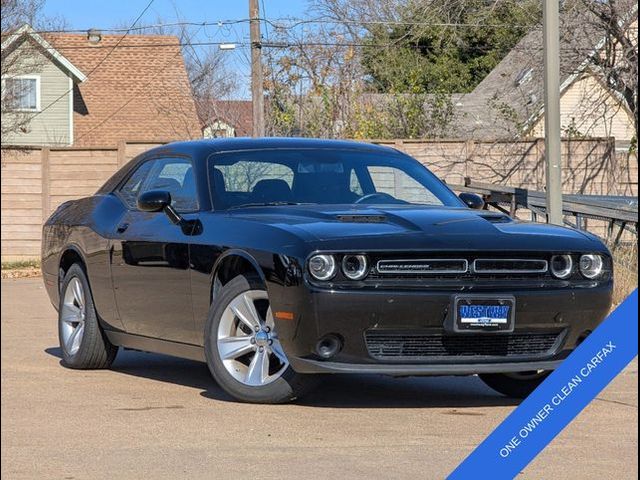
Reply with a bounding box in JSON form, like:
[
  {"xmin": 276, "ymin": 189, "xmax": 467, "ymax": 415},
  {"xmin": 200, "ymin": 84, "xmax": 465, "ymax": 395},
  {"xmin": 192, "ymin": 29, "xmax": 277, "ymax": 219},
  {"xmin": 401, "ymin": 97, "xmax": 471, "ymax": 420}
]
[{"xmin": 452, "ymin": 178, "xmax": 638, "ymax": 248}]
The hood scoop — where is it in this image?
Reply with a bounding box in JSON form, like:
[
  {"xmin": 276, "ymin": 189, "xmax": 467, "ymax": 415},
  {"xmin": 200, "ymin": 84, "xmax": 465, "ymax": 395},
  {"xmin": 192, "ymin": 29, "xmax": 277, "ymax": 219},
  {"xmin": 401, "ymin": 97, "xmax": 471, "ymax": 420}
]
[
  {"xmin": 336, "ymin": 214, "xmax": 387, "ymax": 223},
  {"xmin": 478, "ymin": 213, "xmax": 512, "ymax": 223}
]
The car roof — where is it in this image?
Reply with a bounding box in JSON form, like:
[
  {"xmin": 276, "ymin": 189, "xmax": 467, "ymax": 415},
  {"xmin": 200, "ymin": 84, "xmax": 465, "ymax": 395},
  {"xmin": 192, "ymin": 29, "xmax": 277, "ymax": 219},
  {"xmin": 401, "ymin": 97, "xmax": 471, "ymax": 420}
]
[
  {"xmin": 144, "ymin": 137, "xmax": 400, "ymax": 157},
  {"xmin": 97, "ymin": 138, "xmax": 404, "ymax": 196}
]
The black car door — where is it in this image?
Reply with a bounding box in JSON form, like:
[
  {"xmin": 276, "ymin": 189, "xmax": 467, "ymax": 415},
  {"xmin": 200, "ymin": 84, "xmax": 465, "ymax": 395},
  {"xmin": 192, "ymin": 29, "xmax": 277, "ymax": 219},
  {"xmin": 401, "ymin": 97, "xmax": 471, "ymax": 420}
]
[{"xmin": 110, "ymin": 156, "xmax": 199, "ymax": 344}]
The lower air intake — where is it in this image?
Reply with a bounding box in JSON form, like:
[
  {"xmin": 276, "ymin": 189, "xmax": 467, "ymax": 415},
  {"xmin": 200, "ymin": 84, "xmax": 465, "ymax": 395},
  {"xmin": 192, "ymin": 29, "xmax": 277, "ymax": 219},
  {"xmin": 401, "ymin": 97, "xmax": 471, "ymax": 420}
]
[{"xmin": 365, "ymin": 330, "xmax": 561, "ymax": 359}]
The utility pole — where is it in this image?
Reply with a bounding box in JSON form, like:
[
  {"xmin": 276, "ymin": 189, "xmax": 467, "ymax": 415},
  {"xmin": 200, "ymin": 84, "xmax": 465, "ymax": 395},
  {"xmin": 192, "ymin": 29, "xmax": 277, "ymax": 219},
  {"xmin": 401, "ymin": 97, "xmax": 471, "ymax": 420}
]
[
  {"xmin": 543, "ymin": 0, "xmax": 563, "ymax": 225},
  {"xmin": 249, "ymin": 0, "xmax": 265, "ymax": 137}
]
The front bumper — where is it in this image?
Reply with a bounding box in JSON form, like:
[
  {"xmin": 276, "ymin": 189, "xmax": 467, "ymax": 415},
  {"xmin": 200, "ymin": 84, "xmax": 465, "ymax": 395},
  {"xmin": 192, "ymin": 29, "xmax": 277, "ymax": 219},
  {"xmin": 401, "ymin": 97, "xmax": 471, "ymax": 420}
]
[
  {"xmin": 289, "ymin": 358, "xmax": 565, "ymax": 375},
  {"xmin": 273, "ymin": 282, "xmax": 613, "ymax": 375}
]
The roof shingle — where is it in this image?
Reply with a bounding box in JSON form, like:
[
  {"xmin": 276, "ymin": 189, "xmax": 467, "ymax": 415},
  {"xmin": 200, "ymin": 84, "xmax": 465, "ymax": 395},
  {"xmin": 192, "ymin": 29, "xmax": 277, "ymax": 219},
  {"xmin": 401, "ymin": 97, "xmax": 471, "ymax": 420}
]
[{"xmin": 44, "ymin": 32, "xmax": 201, "ymax": 147}]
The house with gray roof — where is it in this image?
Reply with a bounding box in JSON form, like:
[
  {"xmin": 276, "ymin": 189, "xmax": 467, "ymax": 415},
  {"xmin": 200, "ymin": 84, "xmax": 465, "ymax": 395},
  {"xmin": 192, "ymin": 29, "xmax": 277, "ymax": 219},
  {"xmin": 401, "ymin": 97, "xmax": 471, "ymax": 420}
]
[{"xmin": 447, "ymin": 5, "xmax": 637, "ymax": 148}]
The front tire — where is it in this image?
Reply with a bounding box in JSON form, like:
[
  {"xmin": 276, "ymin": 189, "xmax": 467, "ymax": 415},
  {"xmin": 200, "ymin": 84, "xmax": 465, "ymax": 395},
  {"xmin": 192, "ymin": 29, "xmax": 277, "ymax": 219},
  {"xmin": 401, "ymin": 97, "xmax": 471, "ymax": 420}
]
[
  {"xmin": 58, "ymin": 264, "xmax": 118, "ymax": 369},
  {"xmin": 204, "ymin": 274, "xmax": 317, "ymax": 404},
  {"xmin": 480, "ymin": 371, "xmax": 551, "ymax": 398}
]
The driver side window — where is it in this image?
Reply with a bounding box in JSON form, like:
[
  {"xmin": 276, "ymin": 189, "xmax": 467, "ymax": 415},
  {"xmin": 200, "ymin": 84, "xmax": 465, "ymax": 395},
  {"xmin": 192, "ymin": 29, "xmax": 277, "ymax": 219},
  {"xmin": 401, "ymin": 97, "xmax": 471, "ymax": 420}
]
[
  {"xmin": 118, "ymin": 161, "xmax": 154, "ymax": 209},
  {"xmin": 118, "ymin": 157, "xmax": 198, "ymax": 212}
]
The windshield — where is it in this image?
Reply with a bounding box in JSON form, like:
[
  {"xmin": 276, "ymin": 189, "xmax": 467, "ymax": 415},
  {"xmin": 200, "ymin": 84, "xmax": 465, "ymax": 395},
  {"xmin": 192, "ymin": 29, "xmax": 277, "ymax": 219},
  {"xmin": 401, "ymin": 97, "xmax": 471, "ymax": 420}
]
[{"xmin": 208, "ymin": 148, "xmax": 463, "ymax": 210}]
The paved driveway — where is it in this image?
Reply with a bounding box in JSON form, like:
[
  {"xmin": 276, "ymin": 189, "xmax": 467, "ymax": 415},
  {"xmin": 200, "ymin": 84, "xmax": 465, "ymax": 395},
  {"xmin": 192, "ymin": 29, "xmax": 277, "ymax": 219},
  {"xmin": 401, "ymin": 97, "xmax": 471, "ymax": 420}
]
[{"xmin": 1, "ymin": 277, "xmax": 637, "ymax": 479}]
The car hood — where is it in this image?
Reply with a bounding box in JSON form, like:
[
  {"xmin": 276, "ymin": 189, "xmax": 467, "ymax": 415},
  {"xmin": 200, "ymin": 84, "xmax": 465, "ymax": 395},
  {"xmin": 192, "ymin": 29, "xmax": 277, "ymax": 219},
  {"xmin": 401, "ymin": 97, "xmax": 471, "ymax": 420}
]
[{"xmin": 228, "ymin": 204, "xmax": 606, "ymax": 252}]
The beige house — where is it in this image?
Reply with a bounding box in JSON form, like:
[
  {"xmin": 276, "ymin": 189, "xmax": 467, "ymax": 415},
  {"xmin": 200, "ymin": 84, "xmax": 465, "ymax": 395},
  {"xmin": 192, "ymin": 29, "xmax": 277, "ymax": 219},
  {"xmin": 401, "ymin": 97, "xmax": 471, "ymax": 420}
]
[
  {"xmin": 527, "ymin": 18, "xmax": 638, "ymax": 150},
  {"xmin": 447, "ymin": 11, "xmax": 637, "ymax": 149},
  {"xmin": 528, "ymin": 71, "xmax": 636, "ymax": 147}
]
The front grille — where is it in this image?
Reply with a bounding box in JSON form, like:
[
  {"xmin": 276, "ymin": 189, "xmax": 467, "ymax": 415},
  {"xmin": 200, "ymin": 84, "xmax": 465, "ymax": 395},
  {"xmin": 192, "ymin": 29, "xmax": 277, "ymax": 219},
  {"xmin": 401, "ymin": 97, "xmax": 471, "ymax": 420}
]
[
  {"xmin": 358, "ymin": 253, "xmax": 560, "ymax": 288},
  {"xmin": 372, "ymin": 255, "xmax": 551, "ymax": 278},
  {"xmin": 472, "ymin": 259, "xmax": 548, "ymax": 274},
  {"xmin": 365, "ymin": 330, "xmax": 561, "ymax": 360},
  {"xmin": 377, "ymin": 258, "xmax": 468, "ymax": 274}
]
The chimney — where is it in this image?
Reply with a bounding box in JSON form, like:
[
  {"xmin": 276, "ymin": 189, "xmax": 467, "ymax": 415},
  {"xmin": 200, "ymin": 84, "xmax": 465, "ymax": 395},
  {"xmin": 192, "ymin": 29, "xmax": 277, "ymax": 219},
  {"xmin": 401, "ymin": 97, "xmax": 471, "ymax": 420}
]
[{"xmin": 87, "ymin": 29, "xmax": 102, "ymax": 45}]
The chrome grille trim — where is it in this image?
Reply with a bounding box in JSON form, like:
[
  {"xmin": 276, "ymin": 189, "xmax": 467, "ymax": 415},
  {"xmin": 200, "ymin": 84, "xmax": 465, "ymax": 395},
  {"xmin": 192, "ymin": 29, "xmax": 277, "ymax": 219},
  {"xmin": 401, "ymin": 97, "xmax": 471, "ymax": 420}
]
[
  {"xmin": 472, "ymin": 258, "xmax": 549, "ymax": 274},
  {"xmin": 376, "ymin": 258, "xmax": 469, "ymax": 275}
]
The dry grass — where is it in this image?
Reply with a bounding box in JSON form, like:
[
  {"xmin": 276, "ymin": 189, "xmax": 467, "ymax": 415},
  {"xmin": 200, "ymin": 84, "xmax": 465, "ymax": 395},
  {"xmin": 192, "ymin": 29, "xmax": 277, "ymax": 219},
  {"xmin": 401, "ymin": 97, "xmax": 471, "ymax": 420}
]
[
  {"xmin": 1, "ymin": 259, "xmax": 41, "ymax": 279},
  {"xmin": 610, "ymin": 241, "xmax": 638, "ymax": 307}
]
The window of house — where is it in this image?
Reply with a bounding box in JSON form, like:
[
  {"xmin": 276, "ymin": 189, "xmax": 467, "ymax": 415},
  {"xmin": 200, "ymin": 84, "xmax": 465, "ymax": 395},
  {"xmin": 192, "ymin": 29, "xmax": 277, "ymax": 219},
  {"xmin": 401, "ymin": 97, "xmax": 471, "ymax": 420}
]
[{"xmin": 2, "ymin": 76, "xmax": 40, "ymax": 111}]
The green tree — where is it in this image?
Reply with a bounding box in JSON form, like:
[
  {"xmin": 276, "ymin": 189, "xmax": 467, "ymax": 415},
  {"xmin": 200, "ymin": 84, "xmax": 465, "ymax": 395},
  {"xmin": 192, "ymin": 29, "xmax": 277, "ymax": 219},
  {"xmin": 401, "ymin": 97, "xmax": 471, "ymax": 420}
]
[{"xmin": 360, "ymin": 0, "xmax": 542, "ymax": 94}]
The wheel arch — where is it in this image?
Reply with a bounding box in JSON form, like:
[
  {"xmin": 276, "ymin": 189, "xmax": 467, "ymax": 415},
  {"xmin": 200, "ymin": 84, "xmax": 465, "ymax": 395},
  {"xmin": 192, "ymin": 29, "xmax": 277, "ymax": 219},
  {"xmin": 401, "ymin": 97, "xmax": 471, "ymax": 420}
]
[
  {"xmin": 210, "ymin": 249, "xmax": 266, "ymax": 304},
  {"xmin": 58, "ymin": 245, "xmax": 87, "ymax": 290}
]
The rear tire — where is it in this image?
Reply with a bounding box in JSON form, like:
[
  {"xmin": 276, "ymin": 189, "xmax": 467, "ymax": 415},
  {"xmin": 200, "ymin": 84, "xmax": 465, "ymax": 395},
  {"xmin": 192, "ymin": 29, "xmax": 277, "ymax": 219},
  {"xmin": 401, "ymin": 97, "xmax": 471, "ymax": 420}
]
[
  {"xmin": 479, "ymin": 371, "xmax": 551, "ymax": 398},
  {"xmin": 204, "ymin": 274, "xmax": 317, "ymax": 404},
  {"xmin": 58, "ymin": 264, "xmax": 118, "ymax": 369}
]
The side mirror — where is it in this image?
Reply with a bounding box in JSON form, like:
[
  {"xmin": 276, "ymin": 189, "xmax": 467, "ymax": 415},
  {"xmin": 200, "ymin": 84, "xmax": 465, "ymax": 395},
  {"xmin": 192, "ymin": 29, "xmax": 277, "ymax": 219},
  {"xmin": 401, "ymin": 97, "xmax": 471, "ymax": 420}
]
[
  {"xmin": 459, "ymin": 192, "xmax": 485, "ymax": 210},
  {"xmin": 138, "ymin": 190, "xmax": 171, "ymax": 212},
  {"xmin": 137, "ymin": 190, "xmax": 182, "ymax": 224}
]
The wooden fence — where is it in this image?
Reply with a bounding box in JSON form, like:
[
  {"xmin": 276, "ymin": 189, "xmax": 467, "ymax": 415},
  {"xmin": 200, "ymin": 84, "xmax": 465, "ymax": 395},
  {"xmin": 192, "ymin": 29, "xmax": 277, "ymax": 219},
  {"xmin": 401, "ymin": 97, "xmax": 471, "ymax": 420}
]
[
  {"xmin": 1, "ymin": 138, "xmax": 637, "ymax": 260},
  {"xmin": 1, "ymin": 141, "xmax": 161, "ymax": 260}
]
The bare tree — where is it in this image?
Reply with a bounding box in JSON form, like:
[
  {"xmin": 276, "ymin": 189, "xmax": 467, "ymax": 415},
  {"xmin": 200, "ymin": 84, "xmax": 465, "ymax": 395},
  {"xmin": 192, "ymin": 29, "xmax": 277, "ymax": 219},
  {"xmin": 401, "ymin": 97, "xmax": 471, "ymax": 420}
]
[
  {"xmin": 187, "ymin": 49, "xmax": 241, "ymax": 136},
  {"xmin": 263, "ymin": 20, "xmax": 365, "ymax": 138},
  {"xmin": 263, "ymin": 0, "xmax": 541, "ymax": 138},
  {"xmin": 121, "ymin": 14, "xmax": 241, "ymax": 137},
  {"xmin": 563, "ymin": 0, "xmax": 638, "ymax": 149}
]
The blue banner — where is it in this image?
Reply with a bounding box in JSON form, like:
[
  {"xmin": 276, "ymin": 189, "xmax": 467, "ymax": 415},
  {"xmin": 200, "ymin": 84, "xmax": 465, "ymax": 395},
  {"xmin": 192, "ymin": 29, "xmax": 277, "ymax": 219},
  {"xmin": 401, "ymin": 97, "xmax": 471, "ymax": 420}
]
[{"xmin": 449, "ymin": 289, "xmax": 638, "ymax": 480}]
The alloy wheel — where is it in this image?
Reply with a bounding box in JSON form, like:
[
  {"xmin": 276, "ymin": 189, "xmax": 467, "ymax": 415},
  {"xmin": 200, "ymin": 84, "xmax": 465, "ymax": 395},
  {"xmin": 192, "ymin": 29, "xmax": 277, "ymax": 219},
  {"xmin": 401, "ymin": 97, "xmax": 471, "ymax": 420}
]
[
  {"xmin": 217, "ymin": 290, "xmax": 289, "ymax": 386},
  {"xmin": 60, "ymin": 277, "xmax": 86, "ymax": 356}
]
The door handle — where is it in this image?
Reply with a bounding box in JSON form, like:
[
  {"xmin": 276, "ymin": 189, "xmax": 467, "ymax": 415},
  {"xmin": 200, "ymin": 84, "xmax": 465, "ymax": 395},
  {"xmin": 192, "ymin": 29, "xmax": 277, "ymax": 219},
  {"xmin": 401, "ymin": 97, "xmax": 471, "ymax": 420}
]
[{"xmin": 116, "ymin": 222, "xmax": 129, "ymax": 233}]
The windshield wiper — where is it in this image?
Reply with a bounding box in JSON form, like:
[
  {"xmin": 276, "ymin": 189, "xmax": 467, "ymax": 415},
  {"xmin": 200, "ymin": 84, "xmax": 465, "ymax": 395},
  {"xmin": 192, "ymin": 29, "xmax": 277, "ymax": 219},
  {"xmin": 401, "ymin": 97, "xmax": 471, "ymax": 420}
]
[{"xmin": 227, "ymin": 201, "xmax": 313, "ymax": 210}]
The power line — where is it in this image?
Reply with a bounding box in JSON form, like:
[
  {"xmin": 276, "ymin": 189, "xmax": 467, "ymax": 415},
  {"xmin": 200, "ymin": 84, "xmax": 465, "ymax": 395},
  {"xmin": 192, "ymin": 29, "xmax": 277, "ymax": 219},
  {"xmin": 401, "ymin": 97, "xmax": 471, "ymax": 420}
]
[
  {"xmin": 18, "ymin": 17, "xmax": 542, "ymax": 36},
  {"xmin": 264, "ymin": 17, "xmax": 538, "ymax": 29},
  {"xmin": 27, "ymin": 0, "xmax": 157, "ymax": 121},
  {"xmin": 11, "ymin": 39, "xmax": 602, "ymax": 53},
  {"xmin": 20, "ymin": 19, "xmax": 252, "ymax": 34}
]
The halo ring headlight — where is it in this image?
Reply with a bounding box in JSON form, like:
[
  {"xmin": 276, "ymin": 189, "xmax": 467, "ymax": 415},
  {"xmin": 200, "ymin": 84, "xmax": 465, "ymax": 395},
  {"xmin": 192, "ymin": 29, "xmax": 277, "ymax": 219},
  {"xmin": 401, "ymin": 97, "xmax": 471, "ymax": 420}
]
[
  {"xmin": 550, "ymin": 254, "xmax": 573, "ymax": 279},
  {"xmin": 341, "ymin": 254, "xmax": 369, "ymax": 281},
  {"xmin": 579, "ymin": 254, "xmax": 604, "ymax": 279},
  {"xmin": 308, "ymin": 254, "xmax": 337, "ymax": 281}
]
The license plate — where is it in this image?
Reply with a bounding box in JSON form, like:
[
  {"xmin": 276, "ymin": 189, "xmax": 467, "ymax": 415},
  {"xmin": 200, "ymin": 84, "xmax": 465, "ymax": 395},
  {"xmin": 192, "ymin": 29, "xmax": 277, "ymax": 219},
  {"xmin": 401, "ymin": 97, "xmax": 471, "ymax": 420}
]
[{"xmin": 451, "ymin": 295, "xmax": 515, "ymax": 333}]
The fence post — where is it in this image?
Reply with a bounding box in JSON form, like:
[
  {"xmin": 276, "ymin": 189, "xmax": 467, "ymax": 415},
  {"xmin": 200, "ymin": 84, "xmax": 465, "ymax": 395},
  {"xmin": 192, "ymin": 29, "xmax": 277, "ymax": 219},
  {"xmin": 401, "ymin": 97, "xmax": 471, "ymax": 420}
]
[
  {"xmin": 465, "ymin": 139, "xmax": 475, "ymax": 179},
  {"xmin": 41, "ymin": 148, "xmax": 50, "ymax": 222},
  {"xmin": 117, "ymin": 141, "xmax": 127, "ymax": 167},
  {"xmin": 536, "ymin": 138, "xmax": 545, "ymax": 189}
]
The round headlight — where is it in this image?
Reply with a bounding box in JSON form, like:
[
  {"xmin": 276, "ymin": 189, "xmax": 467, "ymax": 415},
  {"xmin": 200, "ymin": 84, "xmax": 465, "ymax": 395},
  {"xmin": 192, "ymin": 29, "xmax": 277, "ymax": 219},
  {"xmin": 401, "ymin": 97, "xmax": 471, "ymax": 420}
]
[
  {"xmin": 550, "ymin": 254, "xmax": 573, "ymax": 279},
  {"xmin": 308, "ymin": 254, "xmax": 337, "ymax": 281},
  {"xmin": 341, "ymin": 254, "xmax": 369, "ymax": 280},
  {"xmin": 579, "ymin": 254, "xmax": 604, "ymax": 279}
]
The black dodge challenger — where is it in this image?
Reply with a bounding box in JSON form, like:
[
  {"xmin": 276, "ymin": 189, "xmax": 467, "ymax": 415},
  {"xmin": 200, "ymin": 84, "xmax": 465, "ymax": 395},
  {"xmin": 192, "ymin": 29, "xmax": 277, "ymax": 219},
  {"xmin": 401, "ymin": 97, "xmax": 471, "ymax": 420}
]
[{"xmin": 42, "ymin": 138, "xmax": 613, "ymax": 403}]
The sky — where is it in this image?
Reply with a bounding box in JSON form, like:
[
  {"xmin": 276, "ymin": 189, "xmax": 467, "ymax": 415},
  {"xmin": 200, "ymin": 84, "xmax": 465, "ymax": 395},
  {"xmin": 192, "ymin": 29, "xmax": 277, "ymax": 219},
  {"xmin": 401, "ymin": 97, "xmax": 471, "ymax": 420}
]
[{"xmin": 41, "ymin": 0, "xmax": 311, "ymax": 98}]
